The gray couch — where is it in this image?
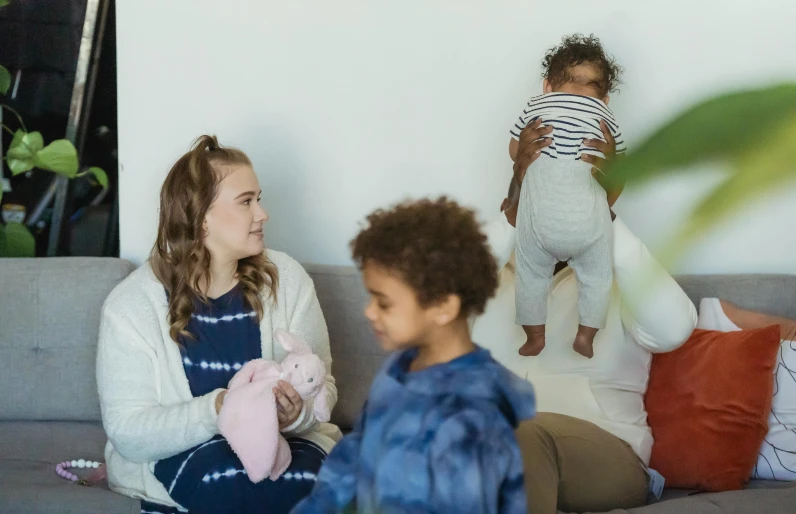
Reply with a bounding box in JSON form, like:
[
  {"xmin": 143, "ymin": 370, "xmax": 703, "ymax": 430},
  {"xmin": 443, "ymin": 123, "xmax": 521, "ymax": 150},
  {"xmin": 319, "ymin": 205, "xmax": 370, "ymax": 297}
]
[{"xmin": 1, "ymin": 257, "xmax": 794, "ymax": 514}]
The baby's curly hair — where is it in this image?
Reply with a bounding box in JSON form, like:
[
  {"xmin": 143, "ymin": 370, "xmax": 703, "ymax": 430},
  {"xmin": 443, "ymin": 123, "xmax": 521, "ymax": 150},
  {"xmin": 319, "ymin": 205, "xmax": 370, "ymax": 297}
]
[
  {"xmin": 542, "ymin": 33, "xmax": 622, "ymax": 97},
  {"xmin": 351, "ymin": 197, "xmax": 498, "ymax": 318}
]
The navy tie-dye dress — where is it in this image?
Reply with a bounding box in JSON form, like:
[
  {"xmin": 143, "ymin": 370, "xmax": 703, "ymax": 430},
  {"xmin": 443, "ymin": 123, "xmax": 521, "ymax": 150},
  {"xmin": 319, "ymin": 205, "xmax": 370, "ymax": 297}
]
[{"xmin": 140, "ymin": 285, "xmax": 326, "ymax": 514}]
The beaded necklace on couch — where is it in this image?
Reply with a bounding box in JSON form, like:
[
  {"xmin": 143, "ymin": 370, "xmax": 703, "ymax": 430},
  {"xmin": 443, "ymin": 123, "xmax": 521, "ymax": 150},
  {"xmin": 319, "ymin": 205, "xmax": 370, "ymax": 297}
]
[{"xmin": 55, "ymin": 459, "xmax": 106, "ymax": 487}]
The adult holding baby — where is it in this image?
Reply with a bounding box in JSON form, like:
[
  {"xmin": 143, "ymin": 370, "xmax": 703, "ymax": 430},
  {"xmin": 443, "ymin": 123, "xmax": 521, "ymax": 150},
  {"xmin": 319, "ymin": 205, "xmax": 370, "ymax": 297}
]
[{"xmin": 474, "ymin": 35, "xmax": 698, "ymax": 514}]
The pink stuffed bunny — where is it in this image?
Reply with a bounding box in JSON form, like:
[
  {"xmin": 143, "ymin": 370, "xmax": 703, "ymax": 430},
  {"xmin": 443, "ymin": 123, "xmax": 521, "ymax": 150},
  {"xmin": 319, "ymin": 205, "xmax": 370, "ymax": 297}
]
[{"xmin": 217, "ymin": 329, "xmax": 331, "ymax": 483}]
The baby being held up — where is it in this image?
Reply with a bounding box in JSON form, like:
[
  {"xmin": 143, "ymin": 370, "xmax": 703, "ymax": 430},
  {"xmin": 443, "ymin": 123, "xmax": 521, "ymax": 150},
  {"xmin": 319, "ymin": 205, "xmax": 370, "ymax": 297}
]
[{"xmin": 509, "ymin": 34, "xmax": 626, "ymax": 359}]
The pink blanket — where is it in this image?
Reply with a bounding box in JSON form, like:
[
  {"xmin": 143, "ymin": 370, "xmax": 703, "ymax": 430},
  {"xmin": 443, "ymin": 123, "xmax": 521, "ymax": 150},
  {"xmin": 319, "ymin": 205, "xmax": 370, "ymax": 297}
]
[{"xmin": 217, "ymin": 330, "xmax": 331, "ymax": 483}]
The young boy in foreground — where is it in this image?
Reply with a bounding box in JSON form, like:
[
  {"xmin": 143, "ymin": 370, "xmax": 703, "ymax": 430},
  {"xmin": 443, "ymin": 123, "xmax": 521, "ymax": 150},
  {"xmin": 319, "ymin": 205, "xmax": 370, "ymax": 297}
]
[{"xmin": 292, "ymin": 197, "xmax": 536, "ymax": 514}]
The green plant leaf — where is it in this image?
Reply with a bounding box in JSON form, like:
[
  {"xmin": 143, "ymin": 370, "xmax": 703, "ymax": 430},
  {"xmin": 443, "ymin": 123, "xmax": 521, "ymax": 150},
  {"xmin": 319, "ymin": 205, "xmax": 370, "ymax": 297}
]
[
  {"xmin": 656, "ymin": 116, "xmax": 796, "ymax": 268},
  {"xmin": 0, "ymin": 64, "xmax": 11, "ymax": 95},
  {"xmin": 0, "ymin": 0, "xmax": 10, "ymax": 7},
  {"xmin": 34, "ymin": 139, "xmax": 79, "ymax": 177},
  {"xmin": 85, "ymin": 166, "xmax": 109, "ymax": 189},
  {"xmin": 0, "ymin": 223, "xmax": 36, "ymax": 258},
  {"xmin": 603, "ymin": 84, "xmax": 796, "ymax": 189},
  {"xmin": 5, "ymin": 130, "xmax": 44, "ymax": 174},
  {"xmin": 8, "ymin": 129, "xmax": 44, "ymax": 154}
]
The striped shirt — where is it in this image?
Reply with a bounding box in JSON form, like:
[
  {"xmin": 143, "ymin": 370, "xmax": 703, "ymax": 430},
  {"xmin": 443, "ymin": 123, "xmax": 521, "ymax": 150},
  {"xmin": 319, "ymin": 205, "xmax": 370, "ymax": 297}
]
[{"xmin": 510, "ymin": 92, "xmax": 626, "ymax": 160}]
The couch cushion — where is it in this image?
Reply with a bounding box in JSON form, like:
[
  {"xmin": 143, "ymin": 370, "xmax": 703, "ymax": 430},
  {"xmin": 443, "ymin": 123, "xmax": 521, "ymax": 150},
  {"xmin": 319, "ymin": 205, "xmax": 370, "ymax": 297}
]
[
  {"xmin": 0, "ymin": 461, "xmax": 140, "ymax": 514},
  {"xmin": 0, "ymin": 421, "xmax": 139, "ymax": 514},
  {"xmin": 0, "ymin": 257, "xmax": 135, "ymax": 421},
  {"xmin": 617, "ymin": 483, "xmax": 796, "ymax": 514},
  {"xmin": 0, "ymin": 421, "xmax": 107, "ymax": 463},
  {"xmin": 695, "ymin": 298, "xmax": 796, "ymax": 482},
  {"xmin": 306, "ymin": 264, "xmax": 389, "ymax": 429},
  {"xmin": 646, "ymin": 326, "xmax": 781, "ymax": 491},
  {"xmin": 676, "ymin": 274, "xmax": 796, "ymax": 320}
]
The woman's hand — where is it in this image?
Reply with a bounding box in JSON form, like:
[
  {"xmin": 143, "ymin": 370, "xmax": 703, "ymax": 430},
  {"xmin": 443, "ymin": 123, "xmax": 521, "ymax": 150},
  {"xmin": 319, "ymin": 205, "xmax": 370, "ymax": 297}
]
[
  {"xmin": 274, "ymin": 381, "xmax": 304, "ymax": 429},
  {"xmin": 582, "ymin": 120, "xmax": 624, "ymax": 208},
  {"xmin": 215, "ymin": 389, "xmax": 227, "ymax": 415},
  {"xmin": 513, "ymin": 118, "xmax": 554, "ymax": 185}
]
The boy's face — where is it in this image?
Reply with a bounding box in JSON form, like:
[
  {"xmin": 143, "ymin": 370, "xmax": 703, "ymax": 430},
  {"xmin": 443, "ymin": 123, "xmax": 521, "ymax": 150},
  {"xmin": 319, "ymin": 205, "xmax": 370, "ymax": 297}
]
[
  {"xmin": 361, "ymin": 261, "xmax": 439, "ymax": 352},
  {"xmin": 544, "ymin": 62, "xmax": 609, "ymax": 103}
]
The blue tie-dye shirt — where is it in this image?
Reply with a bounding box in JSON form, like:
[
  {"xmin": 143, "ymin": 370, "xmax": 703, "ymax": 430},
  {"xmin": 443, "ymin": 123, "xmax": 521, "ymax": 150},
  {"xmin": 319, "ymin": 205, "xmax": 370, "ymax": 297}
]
[{"xmin": 292, "ymin": 346, "xmax": 536, "ymax": 514}]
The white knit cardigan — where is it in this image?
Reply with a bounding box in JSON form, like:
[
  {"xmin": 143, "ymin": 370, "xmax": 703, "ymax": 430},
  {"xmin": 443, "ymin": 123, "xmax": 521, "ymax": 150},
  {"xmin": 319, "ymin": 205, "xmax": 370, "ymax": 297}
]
[{"xmin": 96, "ymin": 250, "xmax": 341, "ymax": 508}]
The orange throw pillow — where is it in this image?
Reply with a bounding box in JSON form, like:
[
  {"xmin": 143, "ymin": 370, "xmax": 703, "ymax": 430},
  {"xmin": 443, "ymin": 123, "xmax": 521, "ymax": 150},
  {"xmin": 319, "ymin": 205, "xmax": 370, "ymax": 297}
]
[{"xmin": 646, "ymin": 326, "xmax": 781, "ymax": 492}]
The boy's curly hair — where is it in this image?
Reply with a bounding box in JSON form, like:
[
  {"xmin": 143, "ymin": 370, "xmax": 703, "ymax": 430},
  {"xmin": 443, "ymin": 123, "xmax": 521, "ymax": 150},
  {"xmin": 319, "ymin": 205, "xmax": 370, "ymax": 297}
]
[
  {"xmin": 542, "ymin": 33, "xmax": 622, "ymax": 97},
  {"xmin": 351, "ymin": 197, "xmax": 498, "ymax": 318}
]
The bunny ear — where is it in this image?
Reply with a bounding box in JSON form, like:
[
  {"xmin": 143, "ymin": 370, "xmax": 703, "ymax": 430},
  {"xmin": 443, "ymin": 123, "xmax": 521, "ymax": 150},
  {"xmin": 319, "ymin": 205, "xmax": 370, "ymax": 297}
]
[
  {"xmin": 274, "ymin": 329, "xmax": 312, "ymax": 355},
  {"xmin": 313, "ymin": 384, "xmax": 331, "ymax": 423}
]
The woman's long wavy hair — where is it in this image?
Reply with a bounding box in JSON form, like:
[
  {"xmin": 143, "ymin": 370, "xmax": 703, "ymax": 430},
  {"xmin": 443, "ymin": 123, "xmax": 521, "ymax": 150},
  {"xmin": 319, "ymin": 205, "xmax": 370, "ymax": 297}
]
[{"xmin": 151, "ymin": 135, "xmax": 279, "ymax": 343}]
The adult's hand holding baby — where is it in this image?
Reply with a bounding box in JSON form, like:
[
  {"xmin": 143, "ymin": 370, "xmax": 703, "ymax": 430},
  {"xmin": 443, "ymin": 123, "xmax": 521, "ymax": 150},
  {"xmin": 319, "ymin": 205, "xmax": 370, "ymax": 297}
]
[
  {"xmin": 582, "ymin": 120, "xmax": 623, "ymax": 208},
  {"xmin": 513, "ymin": 118, "xmax": 554, "ymax": 185},
  {"xmin": 503, "ymin": 119, "xmax": 554, "ymax": 227}
]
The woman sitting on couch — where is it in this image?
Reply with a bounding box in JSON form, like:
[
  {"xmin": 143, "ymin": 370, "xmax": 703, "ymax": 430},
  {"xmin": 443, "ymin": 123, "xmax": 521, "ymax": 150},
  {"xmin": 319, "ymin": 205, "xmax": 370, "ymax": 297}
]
[{"xmin": 96, "ymin": 136, "xmax": 340, "ymax": 514}]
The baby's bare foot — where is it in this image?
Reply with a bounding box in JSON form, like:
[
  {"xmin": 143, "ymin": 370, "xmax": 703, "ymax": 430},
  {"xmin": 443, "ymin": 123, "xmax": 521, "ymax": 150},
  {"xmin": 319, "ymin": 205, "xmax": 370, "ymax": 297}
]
[
  {"xmin": 519, "ymin": 326, "xmax": 546, "ymax": 356},
  {"xmin": 519, "ymin": 338, "xmax": 545, "ymax": 356}
]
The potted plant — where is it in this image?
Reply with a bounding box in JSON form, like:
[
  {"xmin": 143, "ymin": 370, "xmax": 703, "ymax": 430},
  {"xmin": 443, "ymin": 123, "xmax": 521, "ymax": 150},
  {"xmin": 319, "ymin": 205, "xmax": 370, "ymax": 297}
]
[{"xmin": 0, "ymin": 0, "xmax": 108, "ymax": 256}]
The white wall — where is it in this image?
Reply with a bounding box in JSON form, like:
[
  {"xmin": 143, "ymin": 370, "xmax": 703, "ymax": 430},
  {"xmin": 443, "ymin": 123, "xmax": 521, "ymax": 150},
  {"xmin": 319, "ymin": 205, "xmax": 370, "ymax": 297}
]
[{"xmin": 117, "ymin": 0, "xmax": 796, "ymax": 273}]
